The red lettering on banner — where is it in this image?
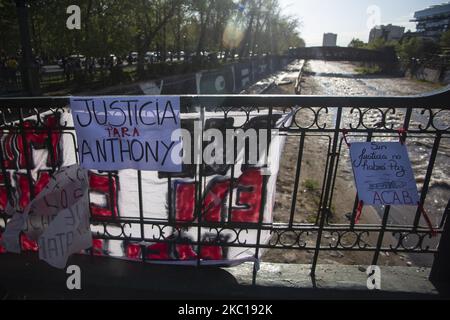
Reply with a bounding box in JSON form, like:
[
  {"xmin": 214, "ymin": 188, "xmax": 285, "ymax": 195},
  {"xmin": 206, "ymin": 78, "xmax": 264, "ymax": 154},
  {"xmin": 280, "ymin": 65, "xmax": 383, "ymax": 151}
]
[
  {"xmin": 126, "ymin": 242, "xmax": 141, "ymax": 260},
  {"xmin": 202, "ymin": 179, "xmax": 231, "ymax": 222},
  {"xmin": 112, "ymin": 127, "xmax": 120, "ymax": 137},
  {"xmin": 89, "ymin": 171, "xmax": 120, "ymax": 218},
  {"xmin": 0, "ymin": 173, "xmax": 10, "ymax": 213},
  {"xmin": 127, "ymin": 241, "xmax": 198, "ymax": 261},
  {"xmin": 0, "ymin": 115, "xmax": 61, "ymax": 170},
  {"xmin": 174, "ymin": 182, "xmax": 195, "ymax": 222},
  {"xmin": 0, "ymin": 114, "xmax": 63, "ymax": 253},
  {"xmin": 145, "ymin": 242, "xmax": 199, "ymax": 261},
  {"xmin": 168, "ymin": 178, "xmax": 231, "ymax": 261},
  {"xmin": 15, "ymin": 171, "xmax": 51, "ymax": 211},
  {"xmin": 127, "ymin": 242, "xmax": 221, "ymax": 261},
  {"xmin": 230, "ymin": 169, "xmax": 263, "ymax": 223},
  {"xmin": 0, "ymin": 232, "xmax": 6, "ymax": 253},
  {"xmin": 16, "ymin": 115, "xmax": 61, "ymax": 169},
  {"xmin": 173, "ymin": 171, "xmax": 263, "ymax": 225},
  {"xmin": 146, "ymin": 242, "xmax": 171, "ymax": 260},
  {"xmin": 0, "ymin": 130, "xmax": 17, "ymax": 169},
  {"xmin": 176, "ymin": 244, "xmax": 197, "ymax": 260},
  {"xmin": 149, "ymin": 169, "xmax": 264, "ymax": 262},
  {"xmin": 200, "ymin": 245, "xmax": 223, "ymax": 260},
  {"xmin": 92, "ymin": 238, "xmax": 105, "ymax": 256},
  {"xmin": 20, "ymin": 233, "xmax": 38, "ymax": 252}
]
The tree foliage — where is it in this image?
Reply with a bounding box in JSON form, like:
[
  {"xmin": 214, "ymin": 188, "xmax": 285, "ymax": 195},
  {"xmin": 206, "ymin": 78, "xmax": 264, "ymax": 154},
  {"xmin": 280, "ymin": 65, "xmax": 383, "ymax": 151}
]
[
  {"xmin": 347, "ymin": 38, "xmax": 365, "ymax": 48},
  {"xmin": 353, "ymin": 33, "xmax": 444, "ymax": 68},
  {"xmin": 440, "ymin": 30, "xmax": 450, "ymax": 49},
  {"xmin": 0, "ymin": 0, "xmax": 304, "ymax": 62}
]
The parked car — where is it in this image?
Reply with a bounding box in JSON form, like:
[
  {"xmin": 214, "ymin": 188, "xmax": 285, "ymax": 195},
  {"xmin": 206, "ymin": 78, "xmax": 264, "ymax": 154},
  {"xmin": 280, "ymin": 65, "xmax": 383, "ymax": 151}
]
[
  {"xmin": 217, "ymin": 51, "xmax": 226, "ymax": 59},
  {"xmin": 145, "ymin": 51, "xmax": 156, "ymax": 63},
  {"xmin": 130, "ymin": 52, "xmax": 138, "ymax": 62},
  {"xmin": 109, "ymin": 54, "xmax": 117, "ymax": 65},
  {"xmin": 69, "ymin": 54, "xmax": 86, "ymax": 63}
]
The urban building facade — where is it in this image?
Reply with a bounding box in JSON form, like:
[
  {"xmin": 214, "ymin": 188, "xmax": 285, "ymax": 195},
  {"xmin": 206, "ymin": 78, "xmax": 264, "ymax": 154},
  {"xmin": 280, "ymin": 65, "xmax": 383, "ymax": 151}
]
[
  {"xmin": 369, "ymin": 24, "xmax": 405, "ymax": 43},
  {"xmin": 412, "ymin": 2, "xmax": 450, "ymax": 41},
  {"xmin": 323, "ymin": 33, "xmax": 337, "ymax": 47}
]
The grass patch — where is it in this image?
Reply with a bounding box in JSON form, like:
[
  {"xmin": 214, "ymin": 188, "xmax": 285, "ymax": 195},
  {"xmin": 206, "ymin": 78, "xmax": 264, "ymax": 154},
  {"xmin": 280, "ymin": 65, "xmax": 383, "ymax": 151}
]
[
  {"xmin": 306, "ymin": 214, "xmax": 317, "ymax": 224},
  {"xmin": 355, "ymin": 65, "xmax": 383, "ymax": 75},
  {"xmin": 304, "ymin": 179, "xmax": 319, "ymax": 191},
  {"xmin": 413, "ymin": 78, "xmax": 444, "ymax": 88}
]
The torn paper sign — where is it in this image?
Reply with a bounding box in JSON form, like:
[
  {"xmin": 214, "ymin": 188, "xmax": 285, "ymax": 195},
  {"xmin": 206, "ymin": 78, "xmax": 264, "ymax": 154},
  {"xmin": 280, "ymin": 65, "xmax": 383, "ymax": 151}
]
[
  {"xmin": 2, "ymin": 164, "xmax": 92, "ymax": 268},
  {"xmin": 38, "ymin": 190, "xmax": 91, "ymax": 268}
]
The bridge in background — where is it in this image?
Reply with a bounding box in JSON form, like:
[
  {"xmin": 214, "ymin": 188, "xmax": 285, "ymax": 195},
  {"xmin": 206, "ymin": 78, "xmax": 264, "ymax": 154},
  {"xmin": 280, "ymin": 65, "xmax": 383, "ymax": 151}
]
[{"xmin": 292, "ymin": 46, "xmax": 397, "ymax": 62}]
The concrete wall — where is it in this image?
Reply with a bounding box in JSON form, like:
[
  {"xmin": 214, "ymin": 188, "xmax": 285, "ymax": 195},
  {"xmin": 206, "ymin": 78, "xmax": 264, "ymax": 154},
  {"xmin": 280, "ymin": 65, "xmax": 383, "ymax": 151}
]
[
  {"xmin": 417, "ymin": 67, "xmax": 442, "ymax": 83},
  {"xmin": 441, "ymin": 70, "xmax": 450, "ymax": 84},
  {"xmin": 407, "ymin": 66, "xmax": 449, "ymax": 84},
  {"xmin": 139, "ymin": 56, "xmax": 292, "ymax": 95}
]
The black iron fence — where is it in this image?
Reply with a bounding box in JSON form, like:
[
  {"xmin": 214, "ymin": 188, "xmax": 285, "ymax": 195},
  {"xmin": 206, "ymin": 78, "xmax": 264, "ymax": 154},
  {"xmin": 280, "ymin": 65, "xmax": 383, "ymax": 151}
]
[{"xmin": 0, "ymin": 89, "xmax": 449, "ymax": 289}]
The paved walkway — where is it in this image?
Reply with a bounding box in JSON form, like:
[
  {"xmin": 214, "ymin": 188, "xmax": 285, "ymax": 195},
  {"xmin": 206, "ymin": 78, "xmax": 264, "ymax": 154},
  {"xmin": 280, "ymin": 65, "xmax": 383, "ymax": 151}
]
[{"xmin": 0, "ymin": 253, "xmax": 442, "ymax": 299}]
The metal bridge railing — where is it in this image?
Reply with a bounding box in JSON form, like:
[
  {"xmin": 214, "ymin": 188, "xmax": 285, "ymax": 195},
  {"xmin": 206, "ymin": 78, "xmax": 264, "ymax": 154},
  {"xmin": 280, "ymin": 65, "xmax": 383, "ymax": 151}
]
[{"xmin": 0, "ymin": 88, "xmax": 449, "ymax": 289}]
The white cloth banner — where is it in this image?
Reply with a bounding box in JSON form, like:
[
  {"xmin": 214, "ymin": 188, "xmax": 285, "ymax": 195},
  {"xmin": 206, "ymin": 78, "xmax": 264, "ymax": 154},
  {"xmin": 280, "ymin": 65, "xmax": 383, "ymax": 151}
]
[
  {"xmin": 0, "ymin": 107, "xmax": 294, "ymax": 266},
  {"xmin": 70, "ymin": 96, "xmax": 182, "ymax": 172},
  {"xmin": 2, "ymin": 164, "xmax": 91, "ymax": 268}
]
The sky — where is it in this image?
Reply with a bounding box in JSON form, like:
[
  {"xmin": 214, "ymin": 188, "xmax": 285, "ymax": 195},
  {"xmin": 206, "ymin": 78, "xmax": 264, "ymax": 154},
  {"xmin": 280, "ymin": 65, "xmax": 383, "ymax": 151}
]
[{"xmin": 278, "ymin": 0, "xmax": 449, "ymax": 46}]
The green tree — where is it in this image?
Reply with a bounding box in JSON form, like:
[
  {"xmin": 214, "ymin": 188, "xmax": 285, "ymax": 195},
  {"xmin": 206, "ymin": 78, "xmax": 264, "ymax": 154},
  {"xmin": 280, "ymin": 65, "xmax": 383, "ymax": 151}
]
[
  {"xmin": 440, "ymin": 30, "xmax": 450, "ymax": 48},
  {"xmin": 1, "ymin": 0, "xmax": 305, "ymax": 77},
  {"xmin": 0, "ymin": 0, "xmax": 20, "ymax": 55},
  {"xmin": 394, "ymin": 36, "xmax": 439, "ymax": 67},
  {"xmin": 365, "ymin": 37, "xmax": 388, "ymax": 50},
  {"xmin": 348, "ymin": 38, "xmax": 365, "ymax": 48},
  {"xmin": 133, "ymin": 0, "xmax": 182, "ymax": 78}
]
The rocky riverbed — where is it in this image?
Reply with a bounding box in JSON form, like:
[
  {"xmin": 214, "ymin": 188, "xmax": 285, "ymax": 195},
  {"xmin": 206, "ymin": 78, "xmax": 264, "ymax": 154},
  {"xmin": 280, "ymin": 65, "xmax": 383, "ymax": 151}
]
[{"xmin": 261, "ymin": 60, "xmax": 447, "ymax": 268}]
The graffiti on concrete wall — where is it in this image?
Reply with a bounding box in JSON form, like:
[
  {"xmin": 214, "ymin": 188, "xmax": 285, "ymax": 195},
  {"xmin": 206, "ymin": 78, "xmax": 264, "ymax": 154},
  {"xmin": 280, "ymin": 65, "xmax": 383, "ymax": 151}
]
[{"xmin": 140, "ymin": 56, "xmax": 291, "ymax": 95}]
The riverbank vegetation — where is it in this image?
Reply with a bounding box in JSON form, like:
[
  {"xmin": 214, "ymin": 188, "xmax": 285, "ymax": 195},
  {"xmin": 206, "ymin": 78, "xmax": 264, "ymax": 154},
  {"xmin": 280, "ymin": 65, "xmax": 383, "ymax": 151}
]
[
  {"xmin": 348, "ymin": 30, "xmax": 450, "ymax": 71},
  {"xmin": 354, "ymin": 65, "xmax": 383, "ymax": 75}
]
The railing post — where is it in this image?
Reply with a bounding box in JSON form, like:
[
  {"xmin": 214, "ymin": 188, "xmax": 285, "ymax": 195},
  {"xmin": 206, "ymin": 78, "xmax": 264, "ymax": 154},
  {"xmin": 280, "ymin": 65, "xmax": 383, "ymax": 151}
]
[
  {"xmin": 429, "ymin": 200, "xmax": 450, "ymax": 296},
  {"xmin": 311, "ymin": 107, "xmax": 343, "ymax": 277},
  {"xmin": 15, "ymin": 0, "xmax": 41, "ymax": 96}
]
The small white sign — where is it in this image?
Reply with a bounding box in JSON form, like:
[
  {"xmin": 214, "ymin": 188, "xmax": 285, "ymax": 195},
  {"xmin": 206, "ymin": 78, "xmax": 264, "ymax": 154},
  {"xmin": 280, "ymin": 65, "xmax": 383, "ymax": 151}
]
[
  {"xmin": 350, "ymin": 142, "xmax": 419, "ymax": 206},
  {"xmin": 70, "ymin": 96, "xmax": 181, "ymax": 172}
]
